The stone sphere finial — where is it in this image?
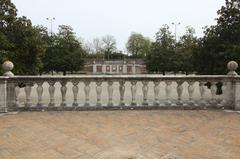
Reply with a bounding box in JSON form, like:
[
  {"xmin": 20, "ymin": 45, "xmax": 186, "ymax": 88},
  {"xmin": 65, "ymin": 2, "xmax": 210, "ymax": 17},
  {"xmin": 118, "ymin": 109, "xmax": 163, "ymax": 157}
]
[
  {"xmin": 2, "ymin": 61, "xmax": 14, "ymax": 77},
  {"xmin": 227, "ymin": 61, "xmax": 238, "ymax": 76}
]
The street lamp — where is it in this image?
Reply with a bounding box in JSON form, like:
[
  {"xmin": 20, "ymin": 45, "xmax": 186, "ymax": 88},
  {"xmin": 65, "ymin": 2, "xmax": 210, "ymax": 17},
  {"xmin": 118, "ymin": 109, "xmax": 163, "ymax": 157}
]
[
  {"xmin": 46, "ymin": 17, "xmax": 55, "ymax": 35},
  {"xmin": 172, "ymin": 22, "xmax": 181, "ymax": 41}
]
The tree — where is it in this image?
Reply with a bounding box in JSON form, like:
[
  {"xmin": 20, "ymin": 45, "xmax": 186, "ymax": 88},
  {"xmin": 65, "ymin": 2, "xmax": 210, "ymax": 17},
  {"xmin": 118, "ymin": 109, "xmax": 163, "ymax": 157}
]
[
  {"xmin": 0, "ymin": 0, "xmax": 17, "ymax": 73},
  {"xmin": 177, "ymin": 26, "xmax": 198, "ymax": 74},
  {"xmin": 0, "ymin": 0, "xmax": 47, "ymax": 75},
  {"xmin": 0, "ymin": 0, "xmax": 17, "ymax": 27},
  {"xmin": 126, "ymin": 33, "xmax": 151, "ymax": 58},
  {"xmin": 102, "ymin": 35, "xmax": 117, "ymax": 60},
  {"xmin": 43, "ymin": 25, "xmax": 85, "ymax": 75},
  {"xmin": 194, "ymin": 0, "xmax": 240, "ymax": 74},
  {"xmin": 146, "ymin": 25, "xmax": 176, "ymax": 74}
]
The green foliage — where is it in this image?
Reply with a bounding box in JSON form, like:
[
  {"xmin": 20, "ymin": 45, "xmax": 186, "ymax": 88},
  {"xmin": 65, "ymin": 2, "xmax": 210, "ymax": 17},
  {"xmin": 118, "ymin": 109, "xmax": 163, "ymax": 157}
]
[
  {"xmin": 0, "ymin": 0, "xmax": 17, "ymax": 27},
  {"xmin": 0, "ymin": 0, "xmax": 47, "ymax": 75},
  {"xmin": 8, "ymin": 18, "xmax": 47, "ymax": 75},
  {"xmin": 194, "ymin": 0, "xmax": 240, "ymax": 74},
  {"xmin": 177, "ymin": 27, "xmax": 198, "ymax": 74},
  {"xmin": 146, "ymin": 25, "xmax": 176, "ymax": 74},
  {"xmin": 126, "ymin": 33, "xmax": 151, "ymax": 58},
  {"xmin": 43, "ymin": 25, "xmax": 86, "ymax": 75}
]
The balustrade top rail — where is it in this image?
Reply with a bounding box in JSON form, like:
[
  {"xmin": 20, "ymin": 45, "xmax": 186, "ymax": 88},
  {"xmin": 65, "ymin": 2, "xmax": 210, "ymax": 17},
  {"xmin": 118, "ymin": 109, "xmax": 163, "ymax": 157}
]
[{"xmin": 3, "ymin": 74, "xmax": 238, "ymax": 81}]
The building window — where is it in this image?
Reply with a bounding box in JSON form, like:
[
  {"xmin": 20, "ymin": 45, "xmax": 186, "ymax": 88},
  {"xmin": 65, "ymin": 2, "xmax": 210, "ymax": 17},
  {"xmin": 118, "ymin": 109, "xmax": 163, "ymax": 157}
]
[
  {"xmin": 119, "ymin": 66, "xmax": 123, "ymax": 72},
  {"xmin": 127, "ymin": 66, "xmax": 132, "ymax": 73},
  {"xmin": 112, "ymin": 65, "xmax": 117, "ymax": 72},
  {"xmin": 106, "ymin": 66, "xmax": 110, "ymax": 72},
  {"xmin": 97, "ymin": 66, "xmax": 102, "ymax": 72}
]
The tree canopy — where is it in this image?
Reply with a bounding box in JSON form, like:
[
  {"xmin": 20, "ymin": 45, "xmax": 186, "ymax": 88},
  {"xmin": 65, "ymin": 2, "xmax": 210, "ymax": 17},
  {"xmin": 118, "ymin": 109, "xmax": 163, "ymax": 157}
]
[
  {"xmin": 126, "ymin": 33, "xmax": 151, "ymax": 58},
  {"xmin": 0, "ymin": 0, "xmax": 47, "ymax": 75},
  {"xmin": 43, "ymin": 25, "xmax": 86, "ymax": 75},
  {"xmin": 194, "ymin": 0, "xmax": 240, "ymax": 74}
]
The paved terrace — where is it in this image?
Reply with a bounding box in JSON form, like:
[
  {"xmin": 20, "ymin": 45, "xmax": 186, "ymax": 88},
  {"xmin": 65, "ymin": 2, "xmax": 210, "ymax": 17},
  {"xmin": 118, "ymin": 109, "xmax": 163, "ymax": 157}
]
[{"xmin": 0, "ymin": 110, "xmax": 240, "ymax": 159}]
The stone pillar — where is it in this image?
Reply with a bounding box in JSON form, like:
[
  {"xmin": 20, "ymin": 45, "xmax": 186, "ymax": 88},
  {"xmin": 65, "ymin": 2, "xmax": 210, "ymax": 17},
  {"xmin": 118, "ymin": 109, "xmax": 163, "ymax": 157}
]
[
  {"xmin": 92, "ymin": 61, "xmax": 97, "ymax": 73},
  {"xmin": 132, "ymin": 61, "xmax": 136, "ymax": 74},
  {"xmin": 123, "ymin": 61, "xmax": 127, "ymax": 74},
  {"xmin": 2, "ymin": 61, "xmax": 15, "ymax": 112},
  {"xmin": 0, "ymin": 78, "xmax": 7, "ymax": 112},
  {"xmin": 102, "ymin": 65, "xmax": 106, "ymax": 73},
  {"xmin": 226, "ymin": 61, "xmax": 240, "ymax": 110}
]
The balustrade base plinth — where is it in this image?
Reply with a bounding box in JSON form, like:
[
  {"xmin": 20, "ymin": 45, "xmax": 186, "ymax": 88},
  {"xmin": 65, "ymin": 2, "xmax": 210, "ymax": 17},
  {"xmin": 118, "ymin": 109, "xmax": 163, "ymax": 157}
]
[
  {"xmin": 142, "ymin": 102, "xmax": 148, "ymax": 106},
  {"xmin": 131, "ymin": 102, "xmax": 137, "ymax": 106},
  {"xmin": 8, "ymin": 105, "xmax": 227, "ymax": 112},
  {"xmin": 107, "ymin": 103, "xmax": 114, "ymax": 107},
  {"xmin": 72, "ymin": 103, "xmax": 79, "ymax": 107}
]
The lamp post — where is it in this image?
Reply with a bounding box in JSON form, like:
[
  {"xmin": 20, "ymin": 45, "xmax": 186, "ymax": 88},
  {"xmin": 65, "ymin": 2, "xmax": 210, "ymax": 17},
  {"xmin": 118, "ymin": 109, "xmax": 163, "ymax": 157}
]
[
  {"xmin": 46, "ymin": 17, "xmax": 55, "ymax": 35},
  {"xmin": 172, "ymin": 22, "xmax": 181, "ymax": 41}
]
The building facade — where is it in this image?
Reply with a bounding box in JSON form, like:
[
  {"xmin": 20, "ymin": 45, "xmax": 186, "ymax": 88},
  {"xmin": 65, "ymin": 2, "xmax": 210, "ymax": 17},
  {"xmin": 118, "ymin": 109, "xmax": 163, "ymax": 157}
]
[{"xmin": 83, "ymin": 59, "xmax": 147, "ymax": 74}]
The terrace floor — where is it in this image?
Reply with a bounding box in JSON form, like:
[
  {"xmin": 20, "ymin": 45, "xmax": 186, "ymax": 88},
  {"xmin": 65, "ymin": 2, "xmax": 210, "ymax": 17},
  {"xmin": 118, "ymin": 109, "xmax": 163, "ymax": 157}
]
[{"xmin": 0, "ymin": 110, "xmax": 240, "ymax": 159}]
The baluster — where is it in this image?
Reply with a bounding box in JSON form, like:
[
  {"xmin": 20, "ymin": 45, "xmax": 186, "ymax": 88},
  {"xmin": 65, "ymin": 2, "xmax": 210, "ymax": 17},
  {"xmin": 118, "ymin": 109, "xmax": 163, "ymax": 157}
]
[
  {"xmin": 154, "ymin": 81, "xmax": 160, "ymax": 106},
  {"xmin": 60, "ymin": 81, "xmax": 67, "ymax": 107},
  {"xmin": 142, "ymin": 81, "xmax": 149, "ymax": 106},
  {"xmin": 220, "ymin": 81, "xmax": 227, "ymax": 107},
  {"xmin": 188, "ymin": 81, "xmax": 195, "ymax": 105},
  {"xmin": 84, "ymin": 81, "xmax": 91, "ymax": 106},
  {"xmin": 36, "ymin": 81, "xmax": 44, "ymax": 107},
  {"xmin": 176, "ymin": 81, "xmax": 183, "ymax": 106},
  {"xmin": 25, "ymin": 84, "xmax": 32, "ymax": 107},
  {"xmin": 199, "ymin": 81, "xmax": 206, "ymax": 106},
  {"xmin": 15, "ymin": 85, "xmax": 20, "ymax": 107},
  {"xmin": 210, "ymin": 81, "xmax": 218, "ymax": 106},
  {"xmin": 165, "ymin": 81, "xmax": 172, "ymax": 106},
  {"xmin": 108, "ymin": 81, "xmax": 114, "ymax": 106},
  {"xmin": 48, "ymin": 81, "xmax": 55, "ymax": 107},
  {"xmin": 72, "ymin": 81, "xmax": 79, "ymax": 107},
  {"xmin": 131, "ymin": 81, "xmax": 137, "ymax": 106},
  {"xmin": 119, "ymin": 81, "xmax": 125, "ymax": 106},
  {"xmin": 96, "ymin": 81, "xmax": 102, "ymax": 107}
]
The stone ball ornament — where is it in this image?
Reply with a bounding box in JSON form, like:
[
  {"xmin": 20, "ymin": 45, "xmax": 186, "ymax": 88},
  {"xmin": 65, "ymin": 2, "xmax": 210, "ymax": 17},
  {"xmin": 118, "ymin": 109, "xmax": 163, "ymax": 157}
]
[
  {"xmin": 2, "ymin": 60, "xmax": 14, "ymax": 77},
  {"xmin": 227, "ymin": 61, "xmax": 238, "ymax": 76}
]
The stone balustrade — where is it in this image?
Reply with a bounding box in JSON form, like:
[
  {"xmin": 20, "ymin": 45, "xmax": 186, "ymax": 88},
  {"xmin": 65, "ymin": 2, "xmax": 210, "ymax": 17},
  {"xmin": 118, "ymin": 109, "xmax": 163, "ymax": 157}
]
[{"xmin": 0, "ymin": 61, "xmax": 240, "ymax": 112}]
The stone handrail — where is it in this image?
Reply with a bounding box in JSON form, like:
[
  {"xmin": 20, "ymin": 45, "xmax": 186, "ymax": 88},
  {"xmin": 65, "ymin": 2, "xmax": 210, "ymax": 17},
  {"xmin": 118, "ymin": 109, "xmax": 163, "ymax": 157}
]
[{"xmin": 0, "ymin": 61, "xmax": 240, "ymax": 112}]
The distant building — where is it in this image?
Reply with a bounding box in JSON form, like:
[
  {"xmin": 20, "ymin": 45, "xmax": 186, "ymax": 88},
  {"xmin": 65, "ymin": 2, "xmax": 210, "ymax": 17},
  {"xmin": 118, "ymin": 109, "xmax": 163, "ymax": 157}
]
[{"xmin": 83, "ymin": 59, "xmax": 147, "ymax": 74}]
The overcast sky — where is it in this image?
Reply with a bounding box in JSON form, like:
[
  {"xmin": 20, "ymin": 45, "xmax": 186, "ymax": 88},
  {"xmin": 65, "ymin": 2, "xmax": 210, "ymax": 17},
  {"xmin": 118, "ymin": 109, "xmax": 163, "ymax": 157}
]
[{"xmin": 12, "ymin": 0, "xmax": 225, "ymax": 50}]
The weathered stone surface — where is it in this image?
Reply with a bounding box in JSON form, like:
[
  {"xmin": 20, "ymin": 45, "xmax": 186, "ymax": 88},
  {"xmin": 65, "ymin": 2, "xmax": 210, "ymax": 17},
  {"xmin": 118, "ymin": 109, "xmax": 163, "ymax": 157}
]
[{"xmin": 0, "ymin": 110, "xmax": 240, "ymax": 159}]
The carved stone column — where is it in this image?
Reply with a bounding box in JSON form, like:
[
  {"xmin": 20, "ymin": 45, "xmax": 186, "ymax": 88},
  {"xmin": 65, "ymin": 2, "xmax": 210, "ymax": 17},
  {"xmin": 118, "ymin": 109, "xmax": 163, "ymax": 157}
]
[
  {"xmin": 72, "ymin": 81, "xmax": 79, "ymax": 107},
  {"xmin": 96, "ymin": 81, "xmax": 102, "ymax": 107},
  {"xmin": 142, "ymin": 81, "xmax": 149, "ymax": 106},
  {"xmin": 219, "ymin": 81, "xmax": 228, "ymax": 107},
  {"xmin": 210, "ymin": 82, "xmax": 217, "ymax": 106},
  {"xmin": 154, "ymin": 81, "xmax": 160, "ymax": 106},
  {"xmin": 84, "ymin": 81, "xmax": 91, "ymax": 106},
  {"xmin": 2, "ymin": 61, "xmax": 15, "ymax": 111},
  {"xmin": 119, "ymin": 80, "xmax": 125, "ymax": 106},
  {"xmin": 36, "ymin": 81, "xmax": 44, "ymax": 107},
  {"xmin": 199, "ymin": 81, "xmax": 206, "ymax": 106},
  {"xmin": 131, "ymin": 81, "xmax": 137, "ymax": 106},
  {"xmin": 108, "ymin": 81, "xmax": 114, "ymax": 106},
  {"xmin": 60, "ymin": 81, "xmax": 67, "ymax": 107},
  {"xmin": 165, "ymin": 81, "xmax": 172, "ymax": 106},
  {"xmin": 176, "ymin": 81, "xmax": 183, "ymax": 106},
  {"xmin": 48, "ymin": 81, "xmax": 55, "ymax": 107},
  {"xmin": 0, "ymin": 79, "xmax": 7, "ymax": 112},
  {"xmin": 187, "ymin": 81, "xmax": 195, "ymax": 105},
  {"xmin": 25, "ymin": 83, "xmax": 32, "ymax": 107}
]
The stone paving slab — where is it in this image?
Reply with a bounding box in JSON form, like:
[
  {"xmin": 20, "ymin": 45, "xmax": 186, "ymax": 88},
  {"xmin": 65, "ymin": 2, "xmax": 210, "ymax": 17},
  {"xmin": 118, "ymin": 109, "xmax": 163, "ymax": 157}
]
[{"xmin": 0, "ymin": 110, "xmax": 240, "ymax": 159}]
